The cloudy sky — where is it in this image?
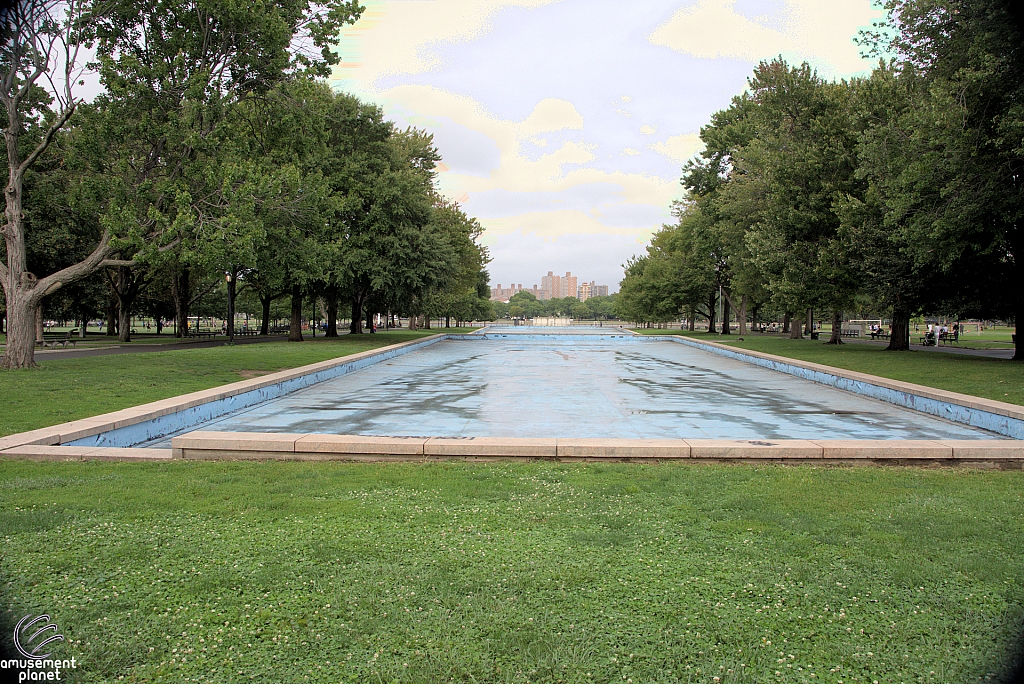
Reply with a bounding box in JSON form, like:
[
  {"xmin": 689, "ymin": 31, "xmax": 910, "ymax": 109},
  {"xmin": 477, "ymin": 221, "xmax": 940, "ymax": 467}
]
[{"xmin": 329, "ymin": 0, "xmax": 885, "ymax": 292}]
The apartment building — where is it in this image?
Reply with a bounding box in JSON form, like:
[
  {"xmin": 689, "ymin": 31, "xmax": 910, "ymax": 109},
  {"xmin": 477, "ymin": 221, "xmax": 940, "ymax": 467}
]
[
  {"xmin": 540, "ymin": 271, "xmax": 578, "ymax": 300},
  {"xmin": 489, "ymin": 283, "xmax": 546, "ymax": 302},
  {"xmin": 577, "ymin": 281, "xmax": 609, "ymax": 302},
  {"xmin": 493, "ymin": 272, "xmax": 608, "ymax": 302}
]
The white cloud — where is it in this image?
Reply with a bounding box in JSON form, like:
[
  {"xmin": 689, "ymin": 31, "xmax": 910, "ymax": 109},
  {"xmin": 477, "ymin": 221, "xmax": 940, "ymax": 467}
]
[
  {"xmin": 376, "ymin": 84, "xmax": 677, "ymax": 208},
  {"xmin": 334, "ymin": 0, "xmax": 564, "ymax": 89},
  {"xmin": 648, "ymin": 0, "xmax": 883, "ymax": 76},
  {"xmin": 521, "ymin": 97, "xmax": 584, "ymax": 136},
  {"xmin": 649, "ymin": 132, "xmax": 703, "ymax": 163},
  {"xmin": 639, "ymin": 125, "xmax": 657, "ymax": 135},
  {"xmin": 482, "ymin": 210, "xmax": 653, "ymax": 238},
  {"xmin": 621, "ymin": 147, "xmax": 641, "ymax": 157}
]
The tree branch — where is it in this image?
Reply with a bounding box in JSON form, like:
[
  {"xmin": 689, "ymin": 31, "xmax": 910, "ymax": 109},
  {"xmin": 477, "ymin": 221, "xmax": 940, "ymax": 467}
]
[
  {"xmin": 17, "ymin": 103, "xmax": 76, "ymax": 176},
  {"xmin": 98, "ymin": 259, "xmax": 136, "ymax": 268},
  {"xmin": 187, "ymin": 279, "xmax": 221, "ymax": 307},
  {"xmin": 33, "ymin": 228, "xmax": 115, "ymax": 297}
]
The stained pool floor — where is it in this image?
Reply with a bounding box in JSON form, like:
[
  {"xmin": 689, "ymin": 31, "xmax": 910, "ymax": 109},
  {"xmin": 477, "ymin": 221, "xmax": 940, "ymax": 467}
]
[{"xmin": 151, "ymin": 334, "xmax": 999, "ymax": 442}]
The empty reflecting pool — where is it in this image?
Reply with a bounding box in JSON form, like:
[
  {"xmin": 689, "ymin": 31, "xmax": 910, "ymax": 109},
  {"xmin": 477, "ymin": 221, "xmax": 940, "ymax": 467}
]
[{"xmin": 149, "ymin": 332, "xmax": 999, "ymax": 441}]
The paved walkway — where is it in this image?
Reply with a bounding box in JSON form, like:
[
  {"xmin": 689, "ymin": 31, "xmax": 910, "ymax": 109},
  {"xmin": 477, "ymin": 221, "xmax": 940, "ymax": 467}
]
[{"xmin": 840, "ymin": 336, "xmax": 1014, "ymax": 359}]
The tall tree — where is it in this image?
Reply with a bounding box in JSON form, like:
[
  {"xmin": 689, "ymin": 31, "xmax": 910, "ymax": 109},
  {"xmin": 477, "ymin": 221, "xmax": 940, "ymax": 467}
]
[
  {"xmin": 1, "ymin": 0, "xmax": 363, "ymax": 367},
  {"xmin": 867, "ymin": 0, "xmax": 1024, "ymax": 358},
  {"xmin": 0, "ymin": 0, "xmax": 129, "ymax": 368},
  {"xmin": 741, "ymin": 60, "xmax": 863, "ymax": 342}
]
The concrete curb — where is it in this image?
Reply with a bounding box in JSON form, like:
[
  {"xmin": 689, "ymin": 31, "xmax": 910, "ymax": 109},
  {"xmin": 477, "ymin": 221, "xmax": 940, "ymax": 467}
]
[
  {"xmin": 5, "ymin": 434, "xmax": 1021, "ymax": 466},
  {"xmin": 151, "ymin": 433, "xmax": 1023, "ymax": 466},
  {"xmin": 0, "ymin": 445, "xmax": 173, "ymax": 461}
]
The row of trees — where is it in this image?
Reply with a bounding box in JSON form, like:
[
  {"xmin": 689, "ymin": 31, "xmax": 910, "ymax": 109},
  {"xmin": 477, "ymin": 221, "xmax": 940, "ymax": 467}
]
[
  {"xmin": 493, "ymin": 291, "xmax": 618, "ymax": 321},
  {"xmin": 617, "ymin": 0, "xmax": 1024, "ymax": 358},
  {"xmin": 1, "ymin": 0, "xmax": 492, "ymax": 369}
]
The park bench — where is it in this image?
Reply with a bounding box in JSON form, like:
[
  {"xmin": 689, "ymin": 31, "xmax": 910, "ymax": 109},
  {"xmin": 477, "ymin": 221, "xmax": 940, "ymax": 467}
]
[
  {"xmin": 36, "ymin": 330, "xmax": 79, "ymax": 349},
  {"xmin": 869, "ymin": 330, "xmax": 890, "ymax": 340},
  {"xmin": 918, "ymin": 331, "xmax": 958, "ymax": 346},
  {"xmin": 840, "ymin": 330, "xmax": 860, "ymax": 338},
  {"xmin": 233, "ymin": 329, "xmax": 259, "ymax": 336},
  {"xmin": 185, "ymin": 328, "xmax": 218, "ymax": 339}
]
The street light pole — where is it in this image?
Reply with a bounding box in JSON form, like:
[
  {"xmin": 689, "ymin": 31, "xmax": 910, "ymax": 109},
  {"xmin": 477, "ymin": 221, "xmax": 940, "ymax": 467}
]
[{"xmin": 225, "ymin": 270, "xmax": 235, "ymax": 344}]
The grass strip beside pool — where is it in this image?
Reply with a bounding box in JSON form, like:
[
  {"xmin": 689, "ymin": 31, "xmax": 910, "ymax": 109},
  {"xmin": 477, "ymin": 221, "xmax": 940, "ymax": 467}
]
[
  {"xmin": 0, "ymin": 332, "xmax": 470, "ymax": 437},
  {"xmin": 1, "ymin": 460, "xmax": 1022, "ymax": 682},
  {"xmin": 636, "ymin": 331, "xmax": 1024, "ymax": 408}
]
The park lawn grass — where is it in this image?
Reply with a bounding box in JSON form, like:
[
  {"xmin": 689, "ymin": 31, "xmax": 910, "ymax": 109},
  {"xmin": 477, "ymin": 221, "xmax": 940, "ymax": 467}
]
[
  {"xmin": 1, "ymin": 460, "xmax": 1022, "ymax": 683},
  {"xmin": 0, "ymin": 331, "xmax": 473, "ymax": 437},
  {"xmin": 636, "ymin": 331, "xmax": 1024, "ymax": 407}
]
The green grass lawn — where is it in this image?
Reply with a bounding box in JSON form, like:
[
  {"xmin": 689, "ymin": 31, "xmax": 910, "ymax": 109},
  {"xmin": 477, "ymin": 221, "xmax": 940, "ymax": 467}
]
[
  {"xmin": 635, "ymin": 331, "xmax": 1024, "ymax": 407},
  {"xmin": 962, "ymin": 326, "xmax": 1015, "ymax": 343},
  {"xmin": 1, "ymin": 460, "xmax": 1022, "ymax": 683},
  {"xmin": 0, "ymin": 331, "xmax": 475, "ymax": 437}
]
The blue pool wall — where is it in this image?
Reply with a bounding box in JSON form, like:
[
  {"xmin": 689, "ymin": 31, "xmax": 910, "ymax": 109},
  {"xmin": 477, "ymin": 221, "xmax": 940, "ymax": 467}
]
[{"xmin": 67, "ymin": 331, "xmax": 1023, "ymax": 446}]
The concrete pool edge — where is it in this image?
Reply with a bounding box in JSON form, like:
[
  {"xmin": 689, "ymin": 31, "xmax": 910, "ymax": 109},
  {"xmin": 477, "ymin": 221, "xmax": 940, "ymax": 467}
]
[
  {"xmin": 663, "ymin": 335, "xmax": 1024, "ymax": 439},
  {"xmin": 3, "ymin": 434, "xmax": 1021, "ymax": 466},
  {"xmin": 0, "ymin": 334, "xmax": 448, "ymax": 451}
]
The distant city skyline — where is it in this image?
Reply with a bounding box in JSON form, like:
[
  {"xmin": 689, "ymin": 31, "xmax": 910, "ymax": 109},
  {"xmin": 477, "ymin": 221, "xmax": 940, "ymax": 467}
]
[
  {"xmin": 330, "ymin": 0, "xmax": 885, "ymax": 290},
  {"xmin": 490, "ymin": 271, "xmax": 608, "ymax": 301}
]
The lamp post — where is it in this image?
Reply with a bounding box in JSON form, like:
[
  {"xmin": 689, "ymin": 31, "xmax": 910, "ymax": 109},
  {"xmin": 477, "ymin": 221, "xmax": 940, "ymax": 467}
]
[{"xmin": 225, "ymin": 271, "xmax": 235, "ymax": 344}]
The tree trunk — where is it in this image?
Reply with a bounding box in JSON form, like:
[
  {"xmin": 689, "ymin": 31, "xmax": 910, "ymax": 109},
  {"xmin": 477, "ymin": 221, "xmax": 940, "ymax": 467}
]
[
  {"xmin": 720, "ymin": 294, "xmax": 730, "ymax": 334},
  {"xmin": 782, "ymin": 312, "xmax": 791, "ymax": 334},
  {"xmin": 806, "ymin": 308, "xmax": 813, "ymax": 337},
  {"xmin": 325, "ymin": 296, "xmax": 339, "ymax": 337},
  {"xmin": 366, "ymin": 308, "xmax": 374, "ymax": 333},
  {"xmin": 350, "ymin": 294, "xmax": 363, "ymax": 334},
  {"xmin": 706, "ymin": 292, "xmax": 717, "ymax": 335},
  {"xmin": 423, "ymin": 315, "xmax": 430, "ymax": 330},
  {"xmin": 171, "ymin": 267, "xmax": 190, "ymax": 338},
  {"xmin": 789, "ymin": 311, "xmax": 804, "ymax": 339},
  {"xmin": 738, "ymin": 295, "xmax": 748, "ymax": 335},
  {"xmin": 106, "ymin": 296, "xmax": 117, "ymax": 336},
  {"xmin": 259, "ymin": 294, "xmax": 271, "ymax": 335},
  {"xmin": 688, "ymin": 306, "xmax": 695, "ymax": 331},
  {"xmin": 117, "ymin": 299, "xmax": 132, "ymax": 343},
  {"xmin": 886, "ymin": 306, "xmax": 911, "ymax": 351},
  {"xmin": 826, "ymin": 309, "xmax": 843, "ymax": 345},
  {"xmin": 112, "ymin": 266, "xmax": 145, "ymax": 343},
  {"xmin": 35, "ymin": 303, "xmax": 43, "ymax": 343},
  {"xmin": 288, "ymin": 285, "xmax": 303, "ymax": 342},
  {"xmin": 2, "ymin": 292, "xmax": 40, "ymax": 368}
]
